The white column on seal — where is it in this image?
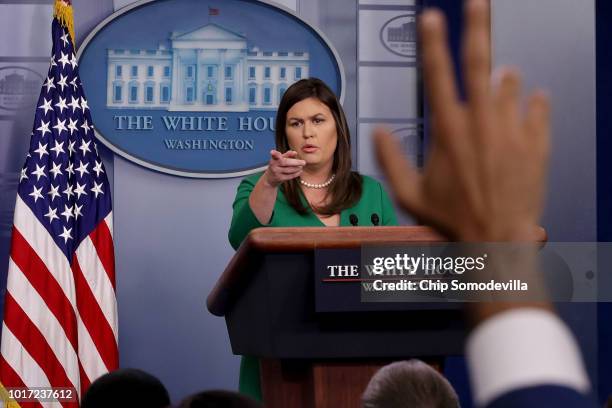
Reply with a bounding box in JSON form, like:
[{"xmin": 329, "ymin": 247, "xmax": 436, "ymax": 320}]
[
  {"xmin": 195, "ymin": 49, "xmax": 201, "ymax": 105},
  {"xmin": 219, "ymin": 48, "xmax": 226, "ymax": 107},
  {"xmin": 171, "ymin": 48, "xmax": 180, "ymax": 104}
]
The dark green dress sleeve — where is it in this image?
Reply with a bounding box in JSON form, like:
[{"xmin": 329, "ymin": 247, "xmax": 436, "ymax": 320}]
[
  {"xmin": 378, "ymin": 181, "xmax": 399, "ymax": 226},
  {"xmin": 228, "ymin": 175, "xmax": 265, "ymax": 401},
  {"xmin": 228, "ymin": 175, "xmax": 268, "ymax": 250}
]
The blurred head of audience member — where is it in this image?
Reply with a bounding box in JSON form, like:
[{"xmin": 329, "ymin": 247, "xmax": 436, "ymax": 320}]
[
  {"xmin": 362, "ymin": 360, "xmax": 460, "ymax": 408},
  {"xmin": 81, "ymin": 368, "xmax": 170, "ymax": 408},
  {"xmin": 176, "ymin": 390, "xmax": 262, "ymax": 408}
]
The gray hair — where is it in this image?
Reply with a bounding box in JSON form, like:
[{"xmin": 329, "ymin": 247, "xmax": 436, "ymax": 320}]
[{"xmin": 362, "ymin": 360, "xmax": 460, "ymax": 408}]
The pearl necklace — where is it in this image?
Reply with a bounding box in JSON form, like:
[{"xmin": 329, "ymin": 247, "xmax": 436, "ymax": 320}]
[{"xmin": 300, "ymin": 174, "xmax": 335, "ymax": 189}]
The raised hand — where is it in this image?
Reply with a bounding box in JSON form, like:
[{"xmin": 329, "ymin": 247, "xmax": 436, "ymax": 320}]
[{"xmin": 375, "ymin": 0, "xmax": 550, "ymax": 242}]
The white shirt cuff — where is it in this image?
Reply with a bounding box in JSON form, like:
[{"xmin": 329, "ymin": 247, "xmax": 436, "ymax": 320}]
[{"xmin": 466, "ymin": 308, "xmax": 590, "ymax": 407}]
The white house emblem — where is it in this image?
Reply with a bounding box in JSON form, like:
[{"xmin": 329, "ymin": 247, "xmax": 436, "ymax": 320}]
[
  {"xmin": 78, "ymin": 0, "xmax": 343, "ymax": 178},
  {"xmin": 106, "ymin": 23, "xmax": 309, "ymax": 112},
  {"xmin": 0, "ymin": 67, "xmax": 43, "ymax": 110},
  {"xmin": 380, "ymin": 15, "xmax": 417, "ymax": 58}
]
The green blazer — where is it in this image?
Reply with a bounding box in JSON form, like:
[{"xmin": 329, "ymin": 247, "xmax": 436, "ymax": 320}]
[
  {"xmin": 227, "ymin": 171, "xmax": 399, "ymax": 401},
  {"xmin": 229, "ymin": 172, "xmax": 398, "ymax": 250}
]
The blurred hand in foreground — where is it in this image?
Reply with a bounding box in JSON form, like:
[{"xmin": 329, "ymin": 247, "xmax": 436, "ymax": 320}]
[{"xmin": 375, "ymin": 0, "xmax": 550, "ymax": 242}]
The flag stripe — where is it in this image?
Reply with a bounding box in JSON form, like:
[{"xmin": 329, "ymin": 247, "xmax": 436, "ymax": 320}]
[
  {"xmin": 3, "ymin": 294, "xmax": 77, "ymax": 408},
  {"xmin": 75, "ymin": 236, "xmax": 118, "ymax": 340},
  {"xmin": 12, "ymin": 196, "xmax": 77, "ymax": 312},
  {"xmin": 76, "ymin": 312, "xmax": 107, "ymax": 386},
  {"xmin": 9, "ymin": 227, "xmax": 78, "ymax": 352},
  {"xmin": 88, "ymin": 216, "xmax": 115, "ymax": 289},
  {"xmin": 77, "ymin": 361, "xmax": 90, "ymax": 397},
  {"xmin": 104, "ymin": 214, "xmax": 113, "ymax": 237},
  {"xmin": 71, "ymin": 257, "xmax": 118, "ymax": 372},
  {"xmin": 9, "ymin": 197, "xmax": 116, "ymax": 392},
  {"xmin": 5, "ymin": 259, "xmax": 80, "ymax": 393},
  {"xmin": 0, "ymin": 324, "xmax": 54, "ymax": 408},
  {"xmin": 11, "ymin": 196, "xmax": 118, "ymax": 393}
]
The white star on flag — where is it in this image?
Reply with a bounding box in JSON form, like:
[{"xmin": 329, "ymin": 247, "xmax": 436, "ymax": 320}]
[
  {"xmin": 49, "ymin": 162, "xmax": 63, "ymax": 179},
  {"xmin": 53, "ymin": 118, "xmax": 67, "ymax": 136},
  {"xmin": 60, "ymin": 31, "xmax": 69, "ymax": 46},
  {"xmin": 63, "ymin": 183, "xmax": 74, "ymax": 199},
  {"xmin": 57, "ymin": 73, "xmax": 68, "ymax": 92},
  {"xmin": 55, "ymin": 96, "xmax": 68, "ymax": 113},
  {"xmin": 58, "ymin": 226, "xmax": 72, "ymax": 243},
  {"xmin": 31, "ymin": 163, "xmax": 47, "ymax": 181},
  {"xmin": 29, "ymin": 185, "xmax": 44, "ymax": 203},
  {"xmin": 34, "ymin": 142, "xmax": 49, "ymax": 159},
  {"xmin": 61, "ymin": 204, "xmax": 74, "ymax": 222},
  {"xmin": 67, "ymin": 118, "xmax": 79, "ymax": 135},
  {"xmin": 68, "ymin": 96, "xmax": 80, "ymax": 112},
  {"xmin": 79, "ymin": 140, "xmax": 91, "ymax": 156},
  {"xmin": 81, "ymin": 119, "xmax": 91, "ymax": 133},
  {"xmin": 93, "ymin": 161, "xmax": 105, "ymax": 177},
  {"xmin": 43, "ymin": 75, "xmax": 55, "ymax": 92},
  {"xmin": 68, "ymin": 140, "xmax": 76, "ymax": 156},
  {"xmin": 74, "ymin": 182, "xmax": 87, "ymax": 200},
  {"xmin": 76, "ymin": 161, "xmax": 89, "ymax": 177},
  {"xmin": 57, "ymin": 51, "xmax": 70, "ymax": 68},
  {"xmin": 38, "ymin": 98, "xmax": 53, "ymax": 115},
  {"xmin": 48, "ymin": 184, "xmax": 61, "ymax": 201},
  {"xmin": 74, "ymin": 203, "xmax": 84, "ymax": 220},
  {"xmin": 70, "ymin": 53, "xmax": 78, "ymax": 69},
  {"xmin": 66, "ymin": 162, "xmax": 75, "ymax": 177},
  {"xmin": 37, "ymin": 120, "xmax": 51, "ymax": 137},
  {"xmin": 91, "ymin": 181, "xmax": 104, "ymax": 198},
  {"xmin": 44, "ymin": 206, "xmax": 59, "ymax": 223},
  {"xmin": 51, "ymin": 141, "xmax": 65, "ymax": 156}
]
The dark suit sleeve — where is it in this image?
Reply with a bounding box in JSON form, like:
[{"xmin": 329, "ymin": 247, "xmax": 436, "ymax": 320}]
[
  {"xmin": 485, "ymin": 385, "xmax": 598, "ymax": 408},
  {"xmin": 467, "ymin": 309, "xmax": 593, "ymax": 408}
]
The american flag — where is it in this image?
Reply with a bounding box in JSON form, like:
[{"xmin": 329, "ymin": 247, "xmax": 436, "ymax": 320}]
[{"xmin": 0, "ymin": 1, "xmax": 118, "ymax": 406}]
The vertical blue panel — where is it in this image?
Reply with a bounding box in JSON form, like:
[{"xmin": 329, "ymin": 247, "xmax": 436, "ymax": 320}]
[{"xmin": 596, "ymin": 0, "xmax": 612, "ymax": 403}]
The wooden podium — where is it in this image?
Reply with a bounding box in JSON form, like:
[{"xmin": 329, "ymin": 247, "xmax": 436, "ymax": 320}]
[{"xmin": 207, "ymin": 226, "xmax": 465, "ymax": 408}]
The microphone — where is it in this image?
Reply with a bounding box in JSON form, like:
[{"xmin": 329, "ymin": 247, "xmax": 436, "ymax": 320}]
[
  {"xmin": 371, "ymin": 213, "xmax": 380, "ymax": 226},
  {"xmin": 349, "ymin": 214, "xmax": 359, "ymax": 226}
]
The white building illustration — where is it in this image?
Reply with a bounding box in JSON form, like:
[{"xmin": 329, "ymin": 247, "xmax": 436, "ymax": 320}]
[
  {"xmin": 106, "ymin": 23, "xmax": 309, "ymax": 111},
  {"xmin": 387, "ymin": 20, "xmax": 416, "ymax": 43}
]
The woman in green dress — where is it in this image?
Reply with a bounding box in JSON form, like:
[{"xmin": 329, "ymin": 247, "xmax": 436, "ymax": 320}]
[{"xmin": 228, "ymin": 78, "xmax": 398, "ymax": 401}]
